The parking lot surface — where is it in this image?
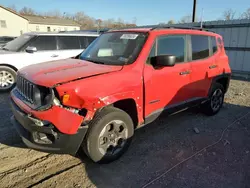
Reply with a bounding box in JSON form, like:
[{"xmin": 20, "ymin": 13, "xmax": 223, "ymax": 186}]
[{"xmin": 0, "ymin": 79, "xmax": 249, "ymax": 188}]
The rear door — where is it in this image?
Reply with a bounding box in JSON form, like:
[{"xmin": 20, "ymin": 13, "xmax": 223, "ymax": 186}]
[
  {"xmin": 188, "ymin": 35, "xmax": 217, "ymax": 99},
  {"xmin": 57, "ymin": 36, "xmax": 82, "ymax": 59}
]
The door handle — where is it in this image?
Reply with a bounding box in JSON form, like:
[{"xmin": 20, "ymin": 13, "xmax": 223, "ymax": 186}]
[
  {"xmin": 51, "ymin": 54, "xmax": 59, "ymax": 58},
  {"xmin": 179, "ymin": 70, "xmax": 191, "ymax": 75},
  {"xmin": 209, "ymin": 65, "xmax": 217, "ymax": 69}
]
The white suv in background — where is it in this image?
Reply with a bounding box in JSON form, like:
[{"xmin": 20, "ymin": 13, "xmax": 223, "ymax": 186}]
[{"xmin": 0, "ymin": 31, "xmax": 100, "ymax": 91}]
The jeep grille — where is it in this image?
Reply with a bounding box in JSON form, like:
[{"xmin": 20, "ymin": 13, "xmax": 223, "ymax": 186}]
[{"xmin": 16, "ymin": 75, "xmax": 37, "ymax": 104}]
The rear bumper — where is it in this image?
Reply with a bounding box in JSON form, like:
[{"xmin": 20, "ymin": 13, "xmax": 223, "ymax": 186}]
[{"xmin": 10, "ymin": 99, "xmax": 88, "ymax": 155}]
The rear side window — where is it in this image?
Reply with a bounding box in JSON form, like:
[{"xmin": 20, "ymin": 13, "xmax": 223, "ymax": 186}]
[
  {"xmin": 79, "ymin": 36, "xmax": 97, "ymax": 49},
  {"xmin": 212, "ymin": 37, "xmax": 218, "ymax": 54},
  {"xmin": 191, "ymin": 35, "xmax": 209, "ymax": 60},
  {"xmin": 157, "ymin": 35, "xmax": 185, "ymax": 63},
  {"xmin": 29, "ymin": 36, "xmax": 57, "ymax": 51},
  {"xmin": 57, "ymin": 36, "xmax": 80, "ymax": 50}
]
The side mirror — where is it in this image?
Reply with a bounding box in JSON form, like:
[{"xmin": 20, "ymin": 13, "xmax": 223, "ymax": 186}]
[
  {"xmin": 151, "ymin": 55, "xmax": 176, "ymax": 67},
  {"xmin": 26, "ymin": 46, "xmax": 37, "ymax": 53}
]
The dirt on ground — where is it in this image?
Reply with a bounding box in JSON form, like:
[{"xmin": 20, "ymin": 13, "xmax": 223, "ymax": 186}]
[{"xmin": 0, "ymin": 79, "xmax": 249, "ymax": 188}]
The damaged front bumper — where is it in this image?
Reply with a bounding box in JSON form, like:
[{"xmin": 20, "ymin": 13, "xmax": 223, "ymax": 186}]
[{"xmin": 10, "ymin": 98, "xmax": 88, "ymax": 155}]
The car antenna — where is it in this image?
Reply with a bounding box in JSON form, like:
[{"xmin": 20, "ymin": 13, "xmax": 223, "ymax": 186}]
[{"xmin": 200, "ymin": 8, "xmax": 204, "ymax": 29}]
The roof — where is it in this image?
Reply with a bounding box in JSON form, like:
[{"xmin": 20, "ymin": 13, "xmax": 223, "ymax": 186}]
[
  {"xmin": 22, "ymin": 15, "xmax": 81, "ymax": 27},
  {"xmin": 0, "ymin": 5, "xmax": 28, "ymax": 20},
  {"xmin": 0, "ymin": 5, "xmax": 80, "ymax": 27},
  {"xmin": 24, "ymin": 32, "xmax": 100, "ymax": 36},
  {"xmin": 109, "ymin": 28, "xmax": 152, "ymax": 32},
  {"xmin": 109, "ymin": 26, "xmax": 216, "ymax": 35}
]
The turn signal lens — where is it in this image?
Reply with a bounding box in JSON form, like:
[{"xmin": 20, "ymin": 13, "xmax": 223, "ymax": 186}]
[{"xmin": 62, "ymin": 94, "xmax": 70, "ymax": 103}]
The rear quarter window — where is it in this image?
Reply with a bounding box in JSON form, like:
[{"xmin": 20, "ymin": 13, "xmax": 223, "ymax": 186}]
[
  {"xmin": 79, "ymin": 36, "xmax": 98, "ymax": 49},
  {"xmin": 211, "ymin": 36, "xmax": 218, "ymax": 54}
]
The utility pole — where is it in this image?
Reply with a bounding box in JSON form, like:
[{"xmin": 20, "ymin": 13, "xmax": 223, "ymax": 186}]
[{"xmin": 192, "ymin": 0, "xmax": 197, "ymax": 22}]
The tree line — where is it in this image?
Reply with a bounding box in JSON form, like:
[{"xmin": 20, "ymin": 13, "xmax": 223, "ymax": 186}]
[
  {"xmin": 164, "ymin": 8, "xmax": 250, "ymax": 25},
  {"xmin": 6, "ymin": 5, "xmax": 250, "ymax": 29},
  {"xmin": 6, "ymin": 5, "xmax": 137, "ymax": 29}
]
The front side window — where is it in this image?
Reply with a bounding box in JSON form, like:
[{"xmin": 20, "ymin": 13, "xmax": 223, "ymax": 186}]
[
  {"xmin": 191, "ymin": 35, "xmax": 209, "ymax": 60},
  {"xmin": 80, "ymin": 32, "xmax": 147, "ymax": 65},
  {"xmin": 157, "ymin": 35, "xmax": 185, "ymax": 63},
  {"xmin": 29, "ymin": 36, "xmax": 57, "ymax": 51},
  {"xmin": 57, "ymin": 36, "xmax": 80, "ymax": 50}
]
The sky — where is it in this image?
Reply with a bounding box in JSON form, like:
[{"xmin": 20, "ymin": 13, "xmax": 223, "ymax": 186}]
[{"xmin": 1, "ymin": 0, "xmax": 249, "ymax": 25}]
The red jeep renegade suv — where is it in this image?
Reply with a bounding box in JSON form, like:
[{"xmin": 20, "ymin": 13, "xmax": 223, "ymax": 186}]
[{"xmin": 10, "ymin": 27, "xmax": 231, "ymax": 163}]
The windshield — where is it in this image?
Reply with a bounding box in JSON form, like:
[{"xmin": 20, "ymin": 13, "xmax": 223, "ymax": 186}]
[
  {"xmin": 80, "ymin": 32, "xmax": 147, "ymax": 65},
  {"xmin": 3, "ymin": 35, "xmax": 33, "ymax": 52}
]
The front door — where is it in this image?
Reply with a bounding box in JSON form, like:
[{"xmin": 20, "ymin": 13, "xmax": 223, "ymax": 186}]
[{"xmin": 144, "ymin": 34, "xmax": 192, "ymax": 118}]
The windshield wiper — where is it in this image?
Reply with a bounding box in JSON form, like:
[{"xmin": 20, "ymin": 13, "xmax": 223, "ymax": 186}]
[{"xmin": 83, "ymin": 58, "xmax": 106, "ymax": 65}]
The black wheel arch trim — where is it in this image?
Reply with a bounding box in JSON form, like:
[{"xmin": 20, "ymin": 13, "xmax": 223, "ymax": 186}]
[{"xmin": 208, "ymin": 73, "xmax": 231, "ymax": 96}]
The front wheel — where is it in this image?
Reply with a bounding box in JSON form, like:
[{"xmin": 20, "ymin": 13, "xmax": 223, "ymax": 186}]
[
  {"xmin": 82, "ymin": 107, "xmax": 134, "ymax": 163},
  {"xmin": 0, "ymin": 66, "xmax": 17, "ymax": 92},
  {"xmin": 202, "ymin": 83, "xmax": 225, "ymax": 116}
]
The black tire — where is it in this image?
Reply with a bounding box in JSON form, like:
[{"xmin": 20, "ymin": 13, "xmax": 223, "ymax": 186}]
[
  {"xmin": 82, "ymin": 107, "xmax": 134, "ymax": 163},
  {"xmin": 202, "ymin": 83, "xmax": 225, "ymax": 116},
  {"xmin": 0, "ymin": 66, "xmax": 17, "ymax": 92}
]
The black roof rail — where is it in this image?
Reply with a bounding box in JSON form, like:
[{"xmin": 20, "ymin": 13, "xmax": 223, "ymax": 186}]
[{"xmin": 150, "ymin": 25, "xmax": 215, "ymax": 33}]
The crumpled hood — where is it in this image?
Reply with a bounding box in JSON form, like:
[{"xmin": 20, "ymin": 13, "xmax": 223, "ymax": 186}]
[{"xmin": 19, "ymin": 58, "xmax": 123, "ymax": 87}]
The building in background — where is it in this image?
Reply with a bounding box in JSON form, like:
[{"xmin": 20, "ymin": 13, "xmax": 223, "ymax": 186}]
[{"xmin": 0, "ymin": 5, "xmax": 80, "ymax": 37}]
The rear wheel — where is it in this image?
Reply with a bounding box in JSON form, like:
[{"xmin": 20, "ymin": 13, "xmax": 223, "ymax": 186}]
[
  {"xmin": 0, "ymin": 66, "xmax": 16, "ymax": 92},
  {"xmin": 202, "ymin": 83, "xmax": 225, "ymax": 116},
  {"xmin": 82, "ymin": 107, "xmax": 134, "ymax": 163}
]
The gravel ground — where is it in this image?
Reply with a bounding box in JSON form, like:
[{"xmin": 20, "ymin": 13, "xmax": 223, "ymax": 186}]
[{"xmin": 0, "ymin": 79, "xmax": 249, "ymax": 188}]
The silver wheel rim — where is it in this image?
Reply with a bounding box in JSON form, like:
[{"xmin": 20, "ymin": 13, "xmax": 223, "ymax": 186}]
[
  {"xmin": 98, "ymin": 120, "xmax": 128, "ymax": 156},
  {"xmin": 211, "ymin": 88, "xmax": 223, "ymax": 111},
  {"xmin": 0, "ymin": 70, "xmax": 15, "ymax": 89}
]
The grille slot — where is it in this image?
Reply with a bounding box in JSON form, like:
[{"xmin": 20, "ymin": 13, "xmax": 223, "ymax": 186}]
[{"xmin": 16, "ymin": 75, "xmax": 36, "ymax": 104}]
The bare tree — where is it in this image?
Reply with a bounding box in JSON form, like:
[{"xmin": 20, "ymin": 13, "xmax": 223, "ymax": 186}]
[
  {"xmin": 241, "ymin": 8, "xmax": 250, "ymax": 19},
  {"xmin": 73, "ymin": 12, "xmax": 96, "ymax": 29},
  {"xmin": 7, "ymin": 5, "xmax": 17, "ymax": 12},
  {"xmin": 132, "ymin": 17, "xmax": 137, "ymax": 25},
  {"xmin": 15, "ymin": 6, "xmax": 136, "ymax": 29},
  {"xmin": 43, "ymin": 10, "xmax": 62, "ymax": 18},
  {"xmin": 19, "ymin": 7, "xmax": 36, "ymax": 15},
  {"xmin": 223, "ymin": 9, "xmax": 236, "ymax": 20},
  {"xmin": 179, "ymin": 15, "xmax": 192, "ymax": 23},
  {"xmin": 167, "ymin": 20, "xmax": 175, "ymax": 24}
]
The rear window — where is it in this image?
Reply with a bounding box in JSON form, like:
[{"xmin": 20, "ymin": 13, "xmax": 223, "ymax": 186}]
[
  {"xmin": 57, "ymin": 36, "xmax": 80, "ymax": 50},
  {"xmin": 191, "ymin": 35, "xmax": 209, "ymax": 60}
]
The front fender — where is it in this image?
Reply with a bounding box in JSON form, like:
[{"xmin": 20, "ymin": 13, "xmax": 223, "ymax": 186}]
[{"xmin": 83, "ymin": 91, "xmax": 144, "ymax": 124}]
